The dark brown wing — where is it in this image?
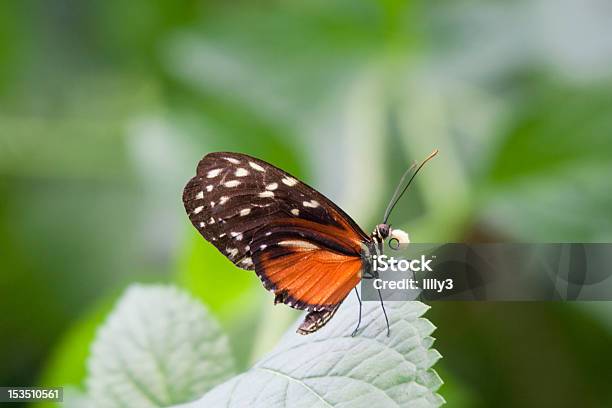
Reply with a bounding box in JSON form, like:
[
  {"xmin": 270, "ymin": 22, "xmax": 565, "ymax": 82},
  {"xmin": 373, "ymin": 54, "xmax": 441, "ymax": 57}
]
[{"xmin": 182, "ymin": 152, "xmax": 370, "ymax": 333}]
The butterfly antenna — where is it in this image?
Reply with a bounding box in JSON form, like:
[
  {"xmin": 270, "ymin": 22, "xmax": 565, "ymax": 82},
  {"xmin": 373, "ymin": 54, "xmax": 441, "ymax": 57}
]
[
  {"xmin": 382, "ymin": 162, "xmax": 417, "ymax": 223},
  {"xmin": 382, "ymin": 149, "xmax": 439, "ymax": 224},
  {"xmin": 377, "ymin": 288, "xmax": 390, "ymax": 336}
]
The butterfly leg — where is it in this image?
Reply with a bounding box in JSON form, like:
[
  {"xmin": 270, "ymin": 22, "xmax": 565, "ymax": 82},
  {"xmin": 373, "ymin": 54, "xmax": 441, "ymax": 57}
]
[
  {"xmin": 377, "ymin": 288, "xmax": 391, "ymax": 337},
  {"xmin": 351, "ymin": 287, "xmax": 362, "ymax": 337}
]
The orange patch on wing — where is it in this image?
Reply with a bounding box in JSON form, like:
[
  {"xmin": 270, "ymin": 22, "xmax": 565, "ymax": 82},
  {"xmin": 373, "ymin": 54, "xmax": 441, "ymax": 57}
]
[{"xmin": 260, "ymin": 248, "xmax": 363, "ymax": 307}]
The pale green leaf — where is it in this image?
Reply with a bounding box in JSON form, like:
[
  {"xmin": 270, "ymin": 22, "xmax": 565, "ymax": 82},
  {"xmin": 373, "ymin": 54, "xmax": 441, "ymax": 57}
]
[
  {"xmin": 179, "ymin": 296, "xmax": 444, "ymax": 408},
  {"xmin": 86, "ymin": 284, "xmax": 235, "ymax": 407}
]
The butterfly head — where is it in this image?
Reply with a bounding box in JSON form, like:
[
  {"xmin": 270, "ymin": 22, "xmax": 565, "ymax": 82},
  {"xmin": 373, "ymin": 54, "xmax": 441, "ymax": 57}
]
[
  {"xmin": 373, "ymin": 223, "xmax": 390, "ymax": 241},
  {"xmin": 373, "ymin": 224, "xmax": 410, "ymax": 249}
]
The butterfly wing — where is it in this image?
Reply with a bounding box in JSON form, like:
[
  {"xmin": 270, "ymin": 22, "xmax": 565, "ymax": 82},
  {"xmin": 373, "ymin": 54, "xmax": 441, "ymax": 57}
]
[{"xmin": 183, "ymin": 152, "xmax": 370, "ymax": 333}]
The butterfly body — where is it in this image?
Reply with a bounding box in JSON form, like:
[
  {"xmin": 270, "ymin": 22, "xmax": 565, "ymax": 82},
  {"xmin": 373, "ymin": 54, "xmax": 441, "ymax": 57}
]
[{"xmin": 183, "ymin": 152, "xmax": 411, "ymax": 335}]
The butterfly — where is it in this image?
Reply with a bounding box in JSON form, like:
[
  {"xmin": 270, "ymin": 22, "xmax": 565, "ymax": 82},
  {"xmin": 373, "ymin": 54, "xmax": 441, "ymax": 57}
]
[{"xmin": 183, "ymin": 150, "xmax": 437, "ymax": 335}]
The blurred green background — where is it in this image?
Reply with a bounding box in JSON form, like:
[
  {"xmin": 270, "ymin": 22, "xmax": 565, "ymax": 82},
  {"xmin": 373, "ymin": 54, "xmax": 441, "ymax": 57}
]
[{"xmin": 1, "ymin": 1, "xmax": 612, "ymax": 407}]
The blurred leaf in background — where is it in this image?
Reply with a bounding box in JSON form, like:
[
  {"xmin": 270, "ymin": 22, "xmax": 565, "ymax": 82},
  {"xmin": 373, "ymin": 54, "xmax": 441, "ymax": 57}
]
[{"xmin": 85, "ymin": 285, "xmax": 235, "ymax": 407}]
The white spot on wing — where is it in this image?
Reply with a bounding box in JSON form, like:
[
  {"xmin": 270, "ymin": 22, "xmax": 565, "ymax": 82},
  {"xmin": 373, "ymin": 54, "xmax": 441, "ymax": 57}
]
[
  {"xmin": 207, "ymin": 168, "xmax": 222, "ymax": 178},
  {"xmin": 282, "ymin": 177, "xmax": 297, "ymax": 186},
  {"xmin": 210, "ymin": 201, "xmax": 215, "ymax": 208},
  {"xmin": 240, "ymin": 208, "xmax": 251, "ymax": 216},
  {"xmin": 224, "ymin": 180, "xmax": 241, "ymax": 188},
  {"xmin": 260, "ymin": 244, "xmax": 267, "ymax": 250},
  {"xmin": 235, "ymin": 168, "xmax": 249, "ymax": 177},
  {"xmin": 226, "ymin": 247, "xmax": 238, "ymax": 258},
  {"xmin": 209, "ymin": 217, "xmax": 215, "ymax": 224},
  {"xmin": 249, "ymin": 161, "xmax": 265, "ymax": 172},
  {"xmin": 259, "ymin": 191, "xmax": 274, "ymax": 198},
  {"xmin": 199, "ymin": 222, "xmax": 206, "ymax": 228},
  {"xmin": 302, "ymin": 200, "xmax": 320, "ymax": 208},
  {"xmin": 241, "ymin": 257, "xmax": 253, "ymax": 267},
  {"xmin": 195, "ymin": 191, "xmax": 204, "ymax": 200},
  {"xmin": 278, "ymin": 240, "xmax": 319, "ymax": 250},
  {"xmin": 291, "ymin": 208, "xmax": 300, "ymax": 216},
  {"xmin": 224, "ymin": 157, "xmax": 240, "ymax": 164},
  {"xmin": 265, "ymin": 182, "xmax": 278, "ymax": 191},
  {"xmin": 219, "ymin": 196, "xmax": 229, "ymax": 205},
  {"xmin": 193, "ymin": 206, "xmax": 204, "ymax": 214},
  {"xmin": 245, "ymin": 245, "xmax": 250, "ymax": 251},
  {"xmin": 206, "ymin": 185, "xmax": 213, "ymax": 192}
]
